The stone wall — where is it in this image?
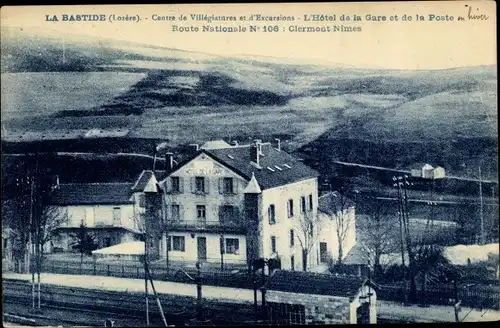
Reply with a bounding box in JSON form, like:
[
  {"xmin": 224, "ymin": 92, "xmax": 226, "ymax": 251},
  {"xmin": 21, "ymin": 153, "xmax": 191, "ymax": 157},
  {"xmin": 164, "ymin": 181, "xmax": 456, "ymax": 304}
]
[{"xmin": 266, "ymin": 290, "xmax": 351, "ymax": 324}]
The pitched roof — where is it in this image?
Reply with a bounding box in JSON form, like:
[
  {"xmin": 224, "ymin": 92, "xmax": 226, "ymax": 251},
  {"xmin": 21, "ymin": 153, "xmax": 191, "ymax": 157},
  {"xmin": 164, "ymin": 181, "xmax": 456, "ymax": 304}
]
[
  {"xmin": 243, "ymin": 172, "xmax": 262, "ymax": 194},
  {"xmin": 318, "ymin": 191, "xmax": 355, "ymax": 215},
  {"xmin": 200, "ymin": 139, "xmax": 232, "ymax": 149},
  {"xmin": 202, "ymin": 144, "xmax": 319, "ymax": 190},
  {"xmin": 50, "ymin": 183, "xmax": 135, "ymax": 205},
  {"xmin": 131, "ymin": 170, "xmax": 169, "ymax": 193},
  {"xmin": 265, "ymin": 270, "xmax": 369, "ymax": 298}
]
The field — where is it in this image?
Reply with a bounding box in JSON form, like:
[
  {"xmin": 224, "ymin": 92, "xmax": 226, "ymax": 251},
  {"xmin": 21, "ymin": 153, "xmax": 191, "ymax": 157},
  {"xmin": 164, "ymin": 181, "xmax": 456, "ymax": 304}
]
[{"xmin": 1, "ymin": 26, "xmax": 497, "ymax": 184}]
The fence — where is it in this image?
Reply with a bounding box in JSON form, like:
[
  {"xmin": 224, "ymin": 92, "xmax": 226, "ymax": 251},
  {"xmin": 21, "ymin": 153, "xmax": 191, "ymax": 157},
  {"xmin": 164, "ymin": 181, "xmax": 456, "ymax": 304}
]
[
  {"xmin": 376, "ymin": 283, "xmax": 500, "ymax": 310},
  {"xmin": 37, "ymin": 260, "xmax": 500, "ymax": 310},
  {"xmin": 40, "ymin": 260, "xmax": 261, "ymax": 290}
]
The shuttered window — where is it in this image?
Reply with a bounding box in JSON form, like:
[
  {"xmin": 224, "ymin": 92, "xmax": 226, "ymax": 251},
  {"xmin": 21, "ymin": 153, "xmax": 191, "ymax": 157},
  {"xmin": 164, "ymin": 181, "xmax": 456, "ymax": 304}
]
[
  {"xmin": 171, "ymin": 205, "xmax": 180, "ymax": 221},
  {"xmin": 171, "ymin": 177, "xmax": 180, "ymax": 193}
]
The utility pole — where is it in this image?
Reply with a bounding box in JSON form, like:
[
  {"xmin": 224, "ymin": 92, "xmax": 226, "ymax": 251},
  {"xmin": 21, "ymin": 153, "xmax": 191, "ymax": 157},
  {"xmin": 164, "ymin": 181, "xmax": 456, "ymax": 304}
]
[
  {"xmin": 144, "ymin": 214, "xmax": 150, "ymax": 327},
  {"xmin": 478, "ymin": 165, "xmax": 485, "ymax": 245},
  {"xmin": 29, "ymin": 173, "xmax": 36, "ymax": 310}
]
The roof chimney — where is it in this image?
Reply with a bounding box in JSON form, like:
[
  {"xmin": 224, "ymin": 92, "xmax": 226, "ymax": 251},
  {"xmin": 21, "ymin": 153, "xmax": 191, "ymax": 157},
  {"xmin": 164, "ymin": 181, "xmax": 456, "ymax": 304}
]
[
  {"xmin": 165, "ymin": 152, "xmax": 174, "ymax": 170},
  {"xmin": 189, "ymin": 143, "xmax": 199, "ymax": 152},
  {"xmin": 275, "ymin": 138, "xmax": 281, "ymax": 151},
  {"xmin": 251, "ymin": 139, "xmax": 263, "ymax": 166}
]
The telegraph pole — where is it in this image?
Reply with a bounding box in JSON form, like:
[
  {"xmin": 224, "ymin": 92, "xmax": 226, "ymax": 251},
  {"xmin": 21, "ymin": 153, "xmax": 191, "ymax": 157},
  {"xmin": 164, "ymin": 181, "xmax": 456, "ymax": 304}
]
[{"xmin": 144, "ymin": 213, "xmax": 150, "ymax": 326}]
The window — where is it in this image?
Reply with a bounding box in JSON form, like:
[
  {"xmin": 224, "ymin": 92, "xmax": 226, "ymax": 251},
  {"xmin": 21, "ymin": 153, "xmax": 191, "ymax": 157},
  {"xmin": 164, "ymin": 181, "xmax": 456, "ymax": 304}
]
[
  {"xmin": 268, "ymin": 204, "xmax": 276, "ymax": 224},
  {"xmin": 171, "ymin": 236, "xmax": 185, "ymax": 251},
  {"xmin": 271, "ymin": 236, "xmax": 276, "ymax": 253},
  {"xmin": 171, "ymin": 204, "xmax": 180, "ymax": 221},
  {"xmin": 291, "ymin": 255, "xmax": 295, "ymax": 271},
  {"xmin": 308, "ymin": 221, "xmax": 314, "ymax": 236},
  {"xmin": 223, "ymin": 177, "xmax": 234, "ymax": 194},
  {"xmin": 195, "ymin": 177, "xmax": 205, "ymax": 193},
  {"xmin": 308, "ymin": 194, "xmax": 313, "ymax": 211},
  {"xmin": 2, "ymin": 239, "xmax": 8, "ymax": 259},
  {"xmin": 225, "ymin": 238, "xmax": 240, "ymax": 254},
  {"xmin": 220, "ymin": 205, "xmax": 236, "ymax": 223},
  {"xmin": 139, "ymin": 194, "xmax": 146, "ymax": 208},
  {"xmin": 171, "ymin": 177, "xmax": 180, "ymax": 193},
  {"xmin": 289, "ymin": 229, "xmax": 294, "ymax": 247},
  {"xmin": 113, "ymin": 207, "xmax": 121, "ymax": 226},
  {"xmin": 300, "ymin": 196, "xmax": 306, "ymax": 214},
  {"xmin": 197, "ymin": 205, "xmax": 206, "ymax": 221},
  {"xmin": 287, "ymin": 199, "xmax": 294, "ymax": 218}
]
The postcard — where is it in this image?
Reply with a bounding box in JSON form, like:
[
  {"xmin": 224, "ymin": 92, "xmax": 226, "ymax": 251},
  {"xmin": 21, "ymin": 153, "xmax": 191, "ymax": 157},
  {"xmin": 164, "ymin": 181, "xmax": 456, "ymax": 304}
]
[{"xmin": 1, "ymin": 1, "xmax": 498, "ymax": 326}]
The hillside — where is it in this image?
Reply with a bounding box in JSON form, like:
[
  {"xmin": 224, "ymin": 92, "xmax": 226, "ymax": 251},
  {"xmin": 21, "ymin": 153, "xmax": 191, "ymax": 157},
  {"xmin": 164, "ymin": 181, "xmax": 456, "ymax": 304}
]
[{"xmin": 1, "ymin": 26, "xmax": 497, "ymax": 181}]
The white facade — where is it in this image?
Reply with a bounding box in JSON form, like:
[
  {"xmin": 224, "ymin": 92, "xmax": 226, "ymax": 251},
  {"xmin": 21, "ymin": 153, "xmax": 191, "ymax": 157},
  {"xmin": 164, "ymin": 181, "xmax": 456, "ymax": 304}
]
[
  {"xmin": 317, "ymin": 207, "xmax": 356, "ymax": 263},
  {"xmin": 61, "ymin": 204, "xmax": 137, "ymax": 230},
  {"xmin": 259, "ymin": 178, "xmax": 319, "ymax": 271},
  {"xmin": 159, "ymin": 152, "xmax": 248, "ymax": 265},
  {"xmin": 51, "ymin": 204, "xmax": 140, "ymax": 251}
]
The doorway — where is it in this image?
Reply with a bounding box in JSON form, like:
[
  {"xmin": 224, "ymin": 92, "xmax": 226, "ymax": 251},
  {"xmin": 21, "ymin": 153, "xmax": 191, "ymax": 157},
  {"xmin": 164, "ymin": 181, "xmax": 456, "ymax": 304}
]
[{"xmin": 197, "ymin": 237, "xmax": 207, "ymax": 261}]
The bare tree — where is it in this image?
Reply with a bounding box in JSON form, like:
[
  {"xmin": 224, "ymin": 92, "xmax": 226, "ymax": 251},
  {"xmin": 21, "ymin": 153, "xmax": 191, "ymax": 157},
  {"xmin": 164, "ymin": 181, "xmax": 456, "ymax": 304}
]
[
  {"xmin": 38, "ymin": 205, "xmax": 68, "ymax": 260},
  {"xmin": 329, "ymin": 192, "xmax": 355, "ymax": 264},
  {"xmin": 294, "ymin": 210, "xmax": 323, "ymax": 272},
  {"xmin": 357, "ymin": 198, "xmax": 396, "ymax": 275}
]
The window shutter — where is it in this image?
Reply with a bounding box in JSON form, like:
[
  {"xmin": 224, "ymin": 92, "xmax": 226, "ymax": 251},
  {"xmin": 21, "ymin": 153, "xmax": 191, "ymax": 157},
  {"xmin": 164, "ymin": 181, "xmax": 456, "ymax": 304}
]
[
  {"xmin": 191, "ymin": 177, "xmax": 195, "ymax": 193},
  {"xmin": 205, "ymin": 178, "xmax": 210, "ymax": 194},
  {"xmin": 233, "ymin": 179, "xmax": 239, "ymax": 194},
  {"xmin": 219, "ymin": 178, "xmax": 224, "ymax": 194},
  {"xmin": 179, "ymin": 177, "xmax": 184, "ymax": 193},
  {"xmin": 234, "ymin": 206, "xmax": 240, "ymax": 221},
  {"xmin": 167, "ymin": 236, "xmax": 171, "ymax": 251},
  {"xmin": 218, "ymin": 205, "xmax": 224, "ymax": 223},
  {"xmin": 179, "ymin": 204, "xmax": 184, "ymax": 221},
  {"xmin": 165, "ymin": 178, "xmax": 171, "ymax": 193}
]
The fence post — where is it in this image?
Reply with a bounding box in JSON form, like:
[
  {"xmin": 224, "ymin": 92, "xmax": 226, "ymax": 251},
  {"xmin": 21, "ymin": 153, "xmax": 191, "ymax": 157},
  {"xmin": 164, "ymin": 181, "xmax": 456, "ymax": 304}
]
[
  {"xmin": 93, "ymin": 261, "xmax": 96, "ymax": 275},
  {"xmin": 137, "ymin": 266, "xmax": 139, "ymax": 279},
  {"xmin": 122, "ymin": 265, "xmax": 125, "ymax": 277},
  {"xmin": 107, "ymin": 264, "xmax": 110, "ymax": 276}
]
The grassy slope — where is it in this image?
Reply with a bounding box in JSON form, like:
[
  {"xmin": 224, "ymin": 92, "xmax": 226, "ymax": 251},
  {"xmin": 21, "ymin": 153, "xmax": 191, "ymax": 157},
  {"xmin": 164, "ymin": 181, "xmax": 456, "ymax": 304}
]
[{"xmin": 1, "ymin": 27, "xmax": 497, "ymax": 182}]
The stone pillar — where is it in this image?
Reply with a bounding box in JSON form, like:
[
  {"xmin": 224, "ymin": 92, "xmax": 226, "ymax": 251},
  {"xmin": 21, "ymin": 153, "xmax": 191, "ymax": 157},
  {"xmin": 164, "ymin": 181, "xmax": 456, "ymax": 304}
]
[{"xmin": 369, "ymin": 291, "xmax": 377, "ymax": 324}]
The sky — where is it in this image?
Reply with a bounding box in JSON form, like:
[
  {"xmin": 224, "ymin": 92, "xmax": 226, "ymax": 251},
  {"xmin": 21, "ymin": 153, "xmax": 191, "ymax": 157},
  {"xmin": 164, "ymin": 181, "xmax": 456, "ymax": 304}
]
[{"xmin": 1, "ymin": 2, "xmax": 497, "ymax": 70}]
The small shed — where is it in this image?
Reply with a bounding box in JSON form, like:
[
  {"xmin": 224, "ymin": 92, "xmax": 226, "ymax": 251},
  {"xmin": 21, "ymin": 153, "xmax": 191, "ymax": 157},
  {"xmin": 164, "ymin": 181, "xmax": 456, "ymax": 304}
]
[
  {"xmin": 421, "ymin": 164, "xmax": 434, "ymax": 179},
  {"xmin": 433, "ymin": 166, "xmax": 446, "ymax": 179},
  {"xmin": 264, "ymin": 270, "xmax": 377, "ymax": 324}
]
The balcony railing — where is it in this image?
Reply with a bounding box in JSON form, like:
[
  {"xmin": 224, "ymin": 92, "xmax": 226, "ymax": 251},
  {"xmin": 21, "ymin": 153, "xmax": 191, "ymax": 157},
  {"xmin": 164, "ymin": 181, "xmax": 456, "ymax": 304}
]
[{"xmin": 165, "ymin": 219, "xmax": 246, "ymax": 233}]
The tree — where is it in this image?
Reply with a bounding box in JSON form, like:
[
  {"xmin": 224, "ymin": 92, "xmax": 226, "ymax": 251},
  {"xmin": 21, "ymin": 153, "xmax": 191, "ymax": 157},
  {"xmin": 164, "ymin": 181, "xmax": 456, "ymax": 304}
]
[
  {"xmin": 71, "ymin": 222, "xmax": 99, "ymax": 267},
  {"xmin": 38, "ymin": 205, "xmax": 68, "ymax": 259},
  {"xmin": 329, "ymin": 192, "xmax": 355, "ymax": 264},
  {"xmin": 358, "ymin": 198, "xmax": 396, "ymax": 276},
  {"xmin": 294, "ymin": 210, "xmax": 323, "ymax": 272},
  {"xmin": 2, "ymin": 175, "xmax": 35, "ymax": 273}
]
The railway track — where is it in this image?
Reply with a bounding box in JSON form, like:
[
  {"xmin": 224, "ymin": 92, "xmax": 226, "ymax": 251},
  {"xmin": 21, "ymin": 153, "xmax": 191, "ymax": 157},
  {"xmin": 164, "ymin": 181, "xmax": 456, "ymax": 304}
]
[{"xmin": 3, "ymin": 279, "xmax": 250, "ymax": 326}]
